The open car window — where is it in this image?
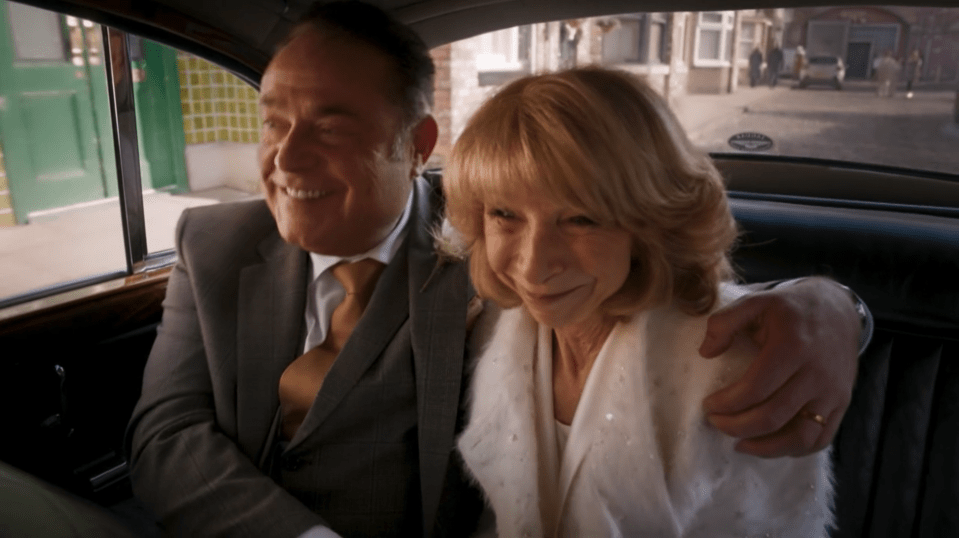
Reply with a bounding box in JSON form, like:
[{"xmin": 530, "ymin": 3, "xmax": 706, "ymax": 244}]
[
  {"xmin": 432, "ymin": 6, "xmax": 959, "ymax": 181},
  {"xmin": 0, "ymin": 0, "xmax": 261, "ymax": 312}
]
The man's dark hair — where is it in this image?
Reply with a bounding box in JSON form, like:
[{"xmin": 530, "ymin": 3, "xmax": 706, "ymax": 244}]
[{"xmin": 286, "ymin": 1, "xmax": 435, "ymax": 127}]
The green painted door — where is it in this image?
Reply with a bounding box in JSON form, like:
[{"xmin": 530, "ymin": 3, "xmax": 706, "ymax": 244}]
[
  {"xmin": 132, "ymin": 38, "xmax": 189, "ymax": 193},
  {"xmin": 0, "ymin": 1, "xmax": 115, "ymax": 223}
]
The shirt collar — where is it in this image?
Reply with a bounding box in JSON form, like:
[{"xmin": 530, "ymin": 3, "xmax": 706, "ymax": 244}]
[{"xmin": 308, "ymin": 187, "xmax": 414, "ymax": 281}]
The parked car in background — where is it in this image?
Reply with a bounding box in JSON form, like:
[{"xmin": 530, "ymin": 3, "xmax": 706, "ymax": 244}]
[
  {"xmin": 1, "ymin": 1, "xmax": 958, "ymax": 537},
  {"xmin": 800, "ymin": 55, "xmax": 846, "ymax": 89}
]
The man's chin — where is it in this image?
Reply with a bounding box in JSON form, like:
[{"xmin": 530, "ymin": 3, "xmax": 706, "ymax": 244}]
[
  {"xmin": 279, "ymin": 225, "xmax": 369, "ymax": 257},
  {"xmin": 282, "ymin": 232, "xmax": 338, "ymax": 255}
]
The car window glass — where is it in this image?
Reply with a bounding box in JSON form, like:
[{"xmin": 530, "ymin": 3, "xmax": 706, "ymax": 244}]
[
  {"xmin": 0, "ymin": 1, "xmax": 126, "ymax": 302},
  {"xmin": 431, "ymin": 4, "xmax": 959, "ymax": 179},
  {"xmin": 0, "ymin": 0, "xmax": 261, "ymax": 307},
  {"xmin": 137, "ymin": 44, "xmax": 261, "ymax": 254}
]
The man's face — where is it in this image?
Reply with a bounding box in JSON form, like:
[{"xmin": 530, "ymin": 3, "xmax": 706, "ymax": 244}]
[{"xmin": 258, "ymin": 30, "xmax": 416, "ymax": 256}]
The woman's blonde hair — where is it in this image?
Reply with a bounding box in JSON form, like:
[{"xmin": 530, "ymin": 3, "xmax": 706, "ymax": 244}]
[{"xmin": 443, "ymin": 67, "xmax": 737, "ymax": 316}]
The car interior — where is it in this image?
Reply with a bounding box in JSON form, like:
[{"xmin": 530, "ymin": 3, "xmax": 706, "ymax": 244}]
[{"xmin": 0, "ymin": 0, "xmax": 957, "ymax": 536}]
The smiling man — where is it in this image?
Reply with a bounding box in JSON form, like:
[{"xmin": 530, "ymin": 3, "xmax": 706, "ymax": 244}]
[{"xmin": 126, "ymin": 2, "xmax": 869, "ymax": 537}]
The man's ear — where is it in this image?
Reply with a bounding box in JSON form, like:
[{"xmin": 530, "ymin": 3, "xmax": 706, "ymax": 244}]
[{"xmin": 410, "ymin": 115, "xmax": 438, "ymax": 177}]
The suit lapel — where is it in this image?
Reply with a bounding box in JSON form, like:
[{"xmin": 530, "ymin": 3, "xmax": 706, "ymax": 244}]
[
  {"xmin": 407, "ymin": 177, "xmax": 471, "ymax": 537},
  {"xmin": 236, "ymin": 229, "xmax": 309, "ymax": 461}
]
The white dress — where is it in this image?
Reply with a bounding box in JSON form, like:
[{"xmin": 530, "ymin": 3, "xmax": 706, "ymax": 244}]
[{"xmin": 457, "ymin": 283, "xmax": 834, "ymax": 538}]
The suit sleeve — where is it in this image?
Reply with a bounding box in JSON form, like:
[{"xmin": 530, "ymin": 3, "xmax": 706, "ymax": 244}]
[{"xmin": 125, "ymin": 210, "xmax": 325, "ymax": 537}]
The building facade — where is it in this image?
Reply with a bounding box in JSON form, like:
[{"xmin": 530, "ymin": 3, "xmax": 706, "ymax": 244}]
[
  {"xmin": 429, "ymin": 9, "xmax": 786, "ymax": 167},
  {"xmin": 786, "ymin": 6, "xmax": 959, "ymax": 81}
]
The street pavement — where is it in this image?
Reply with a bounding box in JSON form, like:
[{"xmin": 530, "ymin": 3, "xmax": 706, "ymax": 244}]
[
  {"xmin": 675, "ymin": 80, "xmax": 959, "ymax": 175},
  {"xmin": 0, "ymin": 187, "xmax": 258, "ymax": 312}
]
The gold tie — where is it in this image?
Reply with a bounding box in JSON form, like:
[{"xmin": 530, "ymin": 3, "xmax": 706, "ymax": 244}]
[{"xmin": 278, "ymin": 258, "xmax": 386, "ymax": 439}]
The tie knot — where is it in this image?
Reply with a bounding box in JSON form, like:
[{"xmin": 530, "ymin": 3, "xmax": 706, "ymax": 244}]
[{"xmin": 332, "ymin": 258, "xmax": 385, "ymax": 297}]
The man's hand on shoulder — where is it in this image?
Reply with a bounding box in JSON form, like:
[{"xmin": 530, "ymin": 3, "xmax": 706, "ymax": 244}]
[{"xmin": 699, "ymin": 277, "xmax": 864, "ymax": 458}]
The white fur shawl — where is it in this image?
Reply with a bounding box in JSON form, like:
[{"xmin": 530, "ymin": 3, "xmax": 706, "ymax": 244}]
[{"xmin": 457, "ymin": 283, "xmax": 834, "ymax": 538}]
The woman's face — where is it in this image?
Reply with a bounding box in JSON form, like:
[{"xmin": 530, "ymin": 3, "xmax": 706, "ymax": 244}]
[{"xmin": 484, "ymin": 188, "xmax": 633, "ymax": 331}]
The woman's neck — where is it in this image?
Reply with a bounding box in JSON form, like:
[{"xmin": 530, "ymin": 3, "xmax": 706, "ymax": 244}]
[{"xmin": 551, "ymin": 316, "xmax": 617, "ymax": 425}]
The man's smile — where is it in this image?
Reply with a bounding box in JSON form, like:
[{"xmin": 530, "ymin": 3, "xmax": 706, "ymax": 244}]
[{"xmin": 281, "ymin": 186, "xmax": 331, "ymax": 200}]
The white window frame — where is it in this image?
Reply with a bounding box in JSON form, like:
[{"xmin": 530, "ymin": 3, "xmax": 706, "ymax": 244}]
[{"xmin": 693, "ymin": 10, "xmax": 735, "ymax": 67}]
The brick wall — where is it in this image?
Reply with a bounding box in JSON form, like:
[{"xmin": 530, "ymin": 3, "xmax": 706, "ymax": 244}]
[
  {"xmin": 428, "ymin": 39, "xmax": 500, "ymax": 168},
  {"xmin": 429, "ymin": 45, "xmax": 452, "ymax": 168},
  {"xmin": 449, "ymin": 39, "xmax": 500, "ymax": 152}
]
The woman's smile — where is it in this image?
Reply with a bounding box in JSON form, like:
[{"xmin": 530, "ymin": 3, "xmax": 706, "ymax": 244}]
[{"xmin": 525, "ymin": 285, "xmax": 584, "ymax": 306}]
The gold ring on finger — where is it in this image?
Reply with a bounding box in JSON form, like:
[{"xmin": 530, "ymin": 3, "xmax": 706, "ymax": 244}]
[{"xmin": 799, "ymin": 409, "xmax": 827, "ymax": 427}]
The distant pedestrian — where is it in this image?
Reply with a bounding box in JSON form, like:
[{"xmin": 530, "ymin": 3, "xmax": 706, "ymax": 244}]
[
  {"xmin": 560, "ymin": 20, "xmax": 581, "ymax": 69},
  {"xmin": 906, "ymin": 49, "xmax": 922, "ymax": 98},
  {"xmin": 749, "ymin": 48, "xmax": 763, "ymax": 87},
  {"xmin": 768, "ymin": 46, "xmax": 784, "ymax": 87},
  {"xmin": 875, "ymin": 51, "xmax": 900, "ymax": 97},
  {"xmin": 793, "ymin": 45, "xmax": 806, "ymax": 78}
]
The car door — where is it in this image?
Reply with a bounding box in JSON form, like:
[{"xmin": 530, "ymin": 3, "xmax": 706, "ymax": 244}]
[{"xmin": 0, "ymin": 0, "xmax": 262, "ymax": 516}]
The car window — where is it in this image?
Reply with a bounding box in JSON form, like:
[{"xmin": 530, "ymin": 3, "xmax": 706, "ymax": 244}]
[
  {"xmin": 141, "ymin": 47, "xmax": 261, "ymax": 254},
  {"xmin": 431, "ymin": 5, "xmax": 959, "ymax": 178},
  {"xmin": 0, "ymin": 0, "xmax": 261, "ymax": 310},
  {"xmin": 0, "ymin": 2, "xmax": 127, "ymax": 303}
]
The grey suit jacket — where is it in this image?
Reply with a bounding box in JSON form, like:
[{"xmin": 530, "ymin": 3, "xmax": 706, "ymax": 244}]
[{"xmin": 127, "ymin": 177, "xmax": 481, "ymax": 537}]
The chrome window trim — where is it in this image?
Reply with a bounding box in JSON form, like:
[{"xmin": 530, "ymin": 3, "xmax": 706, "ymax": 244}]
[{"xmin": 103, "ymin": 26, "xmax": 148, "ymax": 274}]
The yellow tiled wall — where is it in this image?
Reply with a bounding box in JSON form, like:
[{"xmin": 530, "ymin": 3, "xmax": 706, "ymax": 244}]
[
  {"xmin": 177, "ymin": 53, "xmax": 261, "ymax": 145},
  {"xmin": 0, "ymin": 145, "xmax": 14, "ymax": 227}
]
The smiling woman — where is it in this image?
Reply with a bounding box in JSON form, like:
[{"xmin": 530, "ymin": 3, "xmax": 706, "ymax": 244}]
[
  {"xmin": 481, "ymin": 195, "xmax": 634, "ymax": 333},
  {"xmin": 446, "ymin": 66, "xmax": 833, "ymax": 538}
]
